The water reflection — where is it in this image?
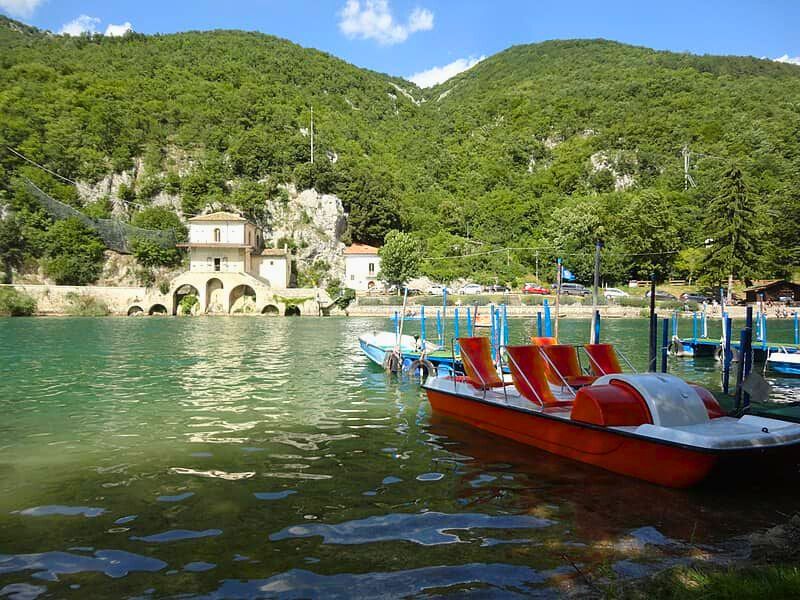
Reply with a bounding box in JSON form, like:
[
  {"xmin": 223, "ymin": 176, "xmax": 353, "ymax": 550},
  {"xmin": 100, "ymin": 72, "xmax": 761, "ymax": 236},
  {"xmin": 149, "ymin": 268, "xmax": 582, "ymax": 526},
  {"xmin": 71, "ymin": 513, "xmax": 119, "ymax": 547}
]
[{"xmin": 0, "ymin": 316, "xmax": 797, "ymax": 598}]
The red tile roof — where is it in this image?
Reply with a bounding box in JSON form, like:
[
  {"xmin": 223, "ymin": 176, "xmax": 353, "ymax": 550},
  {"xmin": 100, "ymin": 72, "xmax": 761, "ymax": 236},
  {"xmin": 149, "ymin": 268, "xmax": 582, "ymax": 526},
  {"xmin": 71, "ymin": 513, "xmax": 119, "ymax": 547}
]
[{"xmin": 344, "ymin": 243, "xmax": 380, "ymax": 255}]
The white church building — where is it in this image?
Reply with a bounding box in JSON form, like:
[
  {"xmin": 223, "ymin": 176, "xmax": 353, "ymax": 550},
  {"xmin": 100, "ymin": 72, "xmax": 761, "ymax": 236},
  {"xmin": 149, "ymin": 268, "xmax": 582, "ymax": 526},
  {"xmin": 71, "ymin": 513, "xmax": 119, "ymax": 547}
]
[
  {"xmin": 344, "ymin": 243, "xmax": 381, "ymax": 292},
  {"xmin": 159, "ymin": 211, "xmax": 320, "ymax": 316}
]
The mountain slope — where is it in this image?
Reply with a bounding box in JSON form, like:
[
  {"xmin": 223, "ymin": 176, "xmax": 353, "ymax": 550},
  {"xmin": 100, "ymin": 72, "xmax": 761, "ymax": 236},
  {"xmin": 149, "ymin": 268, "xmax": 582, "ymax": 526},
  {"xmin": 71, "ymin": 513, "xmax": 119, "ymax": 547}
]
[{"xmin": 1, "ymin": 21, "xmax": 798, "ymax": 285}]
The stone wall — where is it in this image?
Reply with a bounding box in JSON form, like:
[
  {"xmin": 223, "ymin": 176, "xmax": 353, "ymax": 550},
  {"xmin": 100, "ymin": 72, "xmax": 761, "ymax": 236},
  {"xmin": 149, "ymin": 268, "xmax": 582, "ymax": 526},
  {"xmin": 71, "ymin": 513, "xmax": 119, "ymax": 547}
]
[{"xmin": 1, "ymin": 284, "xmax": 167, "ymax": 316}]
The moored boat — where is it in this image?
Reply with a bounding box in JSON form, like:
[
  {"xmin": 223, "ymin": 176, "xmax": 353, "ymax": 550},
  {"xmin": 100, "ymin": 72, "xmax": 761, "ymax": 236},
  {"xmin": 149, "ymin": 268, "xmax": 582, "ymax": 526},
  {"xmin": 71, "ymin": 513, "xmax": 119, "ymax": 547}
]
[
  {"xmin": 423, "ymin": 338, "xmax": 800, "ymax": 488},
  {"xmin": 358, "ymin": 331, "xmax": 458, "ymax": 374},
  {"xmin": 767, "ymin": 349, "xmax": 800, "ymax": 376}
]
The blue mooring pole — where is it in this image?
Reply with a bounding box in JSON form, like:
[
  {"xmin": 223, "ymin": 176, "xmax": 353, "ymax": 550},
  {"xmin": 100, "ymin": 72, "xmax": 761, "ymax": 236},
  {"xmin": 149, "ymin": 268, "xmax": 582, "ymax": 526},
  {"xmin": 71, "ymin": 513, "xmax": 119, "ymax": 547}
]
[
  {"xmin": 722, "ymin": 315, "xmax": 733, "ymax": 395},
  {"xmin": 661, "ymin": 317, "xmax": 669, "ymax": 373},
  {"xmin": 454, "ymin": 308, "xmax": 460, "ymax": 354},
  {"xmin": 543, "ymin": 299, "xmax": 552, "ymax": 337},
  {"xmin": 490, "ymin": 305, "xmax": 497, "ymax": 360},
  {"xmin": 420, "ymin": 306, "xmax": 426, "ymax": 345},
  {"xmin": 692, "ymin": 312, "xmax": 698, "ymax": 344},
  {"xmin": 795, "ymin": 312, "xmax": 799, "ymax": 345},
  {"xmin": 672, "ymin": 311, "xmax": 679, "ymax": 338},
  {"xmin": 536, "ymin": 312, "xmax": 543, "ymax": 337},
  {"xmin": 502, "ymin": 304, "xmax": 509, "ymax": 347},
  {"xmin": 466, "ymin": 307, "xmax": 473, "ymax": 337},
  {"xmin": 761, "ymin": 312, "xmax": 767, "ymax": 351},
  {"xmin": 735, "ymin": 307, "xmax": 754, "ymax": 411},
  {"xmin": 593, "ymin": 310, "xmax": 601, "ymax": 344},
  {"xmin": 436, "ymin": 310, "xmax": 443, "ymax": 346}
]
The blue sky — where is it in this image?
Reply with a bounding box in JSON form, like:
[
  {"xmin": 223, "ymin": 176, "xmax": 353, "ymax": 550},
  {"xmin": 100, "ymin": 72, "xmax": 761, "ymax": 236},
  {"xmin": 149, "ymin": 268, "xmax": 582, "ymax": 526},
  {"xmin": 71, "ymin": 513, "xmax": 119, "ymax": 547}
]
[{"xmin": 2, "ymin": 0, "xmax": 799, "ymax": 86}]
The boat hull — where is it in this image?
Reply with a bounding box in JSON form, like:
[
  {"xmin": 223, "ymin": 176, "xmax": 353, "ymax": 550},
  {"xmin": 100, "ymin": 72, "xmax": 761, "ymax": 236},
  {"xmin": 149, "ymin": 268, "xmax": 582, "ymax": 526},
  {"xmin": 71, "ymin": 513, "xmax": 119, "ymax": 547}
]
[{"xmin": 424, "ymin": 388, "xmax": 719, "ymax": 488}]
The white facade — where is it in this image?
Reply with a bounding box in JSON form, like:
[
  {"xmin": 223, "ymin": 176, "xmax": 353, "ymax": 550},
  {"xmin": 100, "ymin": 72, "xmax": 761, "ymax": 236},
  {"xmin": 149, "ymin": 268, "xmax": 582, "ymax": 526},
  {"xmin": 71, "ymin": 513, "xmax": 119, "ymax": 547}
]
[
  {"xmin": 258, "ymin": 252, "xmax": 290, "ymax": 290},
  {"xmin": 344, "ymin": 245, "xmax": 381, "ymax": 291}
]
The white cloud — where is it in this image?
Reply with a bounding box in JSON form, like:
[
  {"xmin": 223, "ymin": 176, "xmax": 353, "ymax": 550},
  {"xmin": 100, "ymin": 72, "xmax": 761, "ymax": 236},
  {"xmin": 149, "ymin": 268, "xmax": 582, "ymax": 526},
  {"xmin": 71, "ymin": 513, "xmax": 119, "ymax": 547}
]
[
  {"xmin": 0, "ymin": 0, "xmax": 45, "ymax": 18},
  {"xmin": 339, "ymin": 0, "xmax": 433, "ymax": 45},
  {"xmin": 774, "ymin": 54, "xmax": 800, "ymax": 66},
  {"xmin": 408, "ymin": 55, "xmax": 485, "ymax": 88},
  {"xmin": 59, "ymin": 14, "xmax": 100, "ymax": 36},
  {"xmin": 104, "ymin": 21, "xmax": 132, "ymax": 37}
]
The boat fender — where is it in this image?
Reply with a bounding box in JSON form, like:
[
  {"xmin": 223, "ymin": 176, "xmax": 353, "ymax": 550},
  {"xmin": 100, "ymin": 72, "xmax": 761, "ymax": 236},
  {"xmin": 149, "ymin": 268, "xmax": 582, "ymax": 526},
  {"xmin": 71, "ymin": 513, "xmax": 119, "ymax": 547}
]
[
  {"xmin": 383, "ymin": 352, "xmax": 403, "ymax": 373},
  {"xmin": 405, "ymin": 358, "xmax": 437, "ymax": 378}
]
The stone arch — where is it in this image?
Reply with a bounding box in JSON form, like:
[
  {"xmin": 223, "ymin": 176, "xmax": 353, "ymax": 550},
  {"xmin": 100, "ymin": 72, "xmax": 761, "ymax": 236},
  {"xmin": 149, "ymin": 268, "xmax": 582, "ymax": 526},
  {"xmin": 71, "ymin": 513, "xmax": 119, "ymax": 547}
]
[
  {"xmin": 149, "ymin": 304, "xmax": 168, "ymax": 316},
  {"xmin": 229, "ymin": 284, "xmax": 256, "ymax": 314},
  {"xmin": 261, "ymin": 304, "xmax": 280, "ymax": 315},
  {"xmin": 173, "ymin": 284, "xmax": 200, "ymax": 315},
  {"xmin": 285, "ymin": 305, "xmax": 301, "ymax": 317},
  {"xmin": 205, "ymin": 278, "xmax": 224, "ymax": 313},
  {"xmin": 127, "ymin": 305, "xmax": 144, "ymax": 316}
]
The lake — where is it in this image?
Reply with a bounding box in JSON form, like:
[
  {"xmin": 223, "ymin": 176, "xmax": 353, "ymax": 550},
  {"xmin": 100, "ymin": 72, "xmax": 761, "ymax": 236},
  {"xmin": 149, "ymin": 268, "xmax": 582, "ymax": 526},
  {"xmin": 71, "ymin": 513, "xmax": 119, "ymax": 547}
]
[{"xmin": 0, "ymin": 316, "xmax": 798, "ymax": 598}]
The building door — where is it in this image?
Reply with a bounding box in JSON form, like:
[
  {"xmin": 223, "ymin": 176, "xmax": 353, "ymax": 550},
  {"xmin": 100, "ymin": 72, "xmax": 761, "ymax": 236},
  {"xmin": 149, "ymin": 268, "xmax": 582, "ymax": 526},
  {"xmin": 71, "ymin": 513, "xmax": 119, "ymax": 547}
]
[{"xmin": 214, "ymin": 258, "xmax": 221, "ymax": 272}]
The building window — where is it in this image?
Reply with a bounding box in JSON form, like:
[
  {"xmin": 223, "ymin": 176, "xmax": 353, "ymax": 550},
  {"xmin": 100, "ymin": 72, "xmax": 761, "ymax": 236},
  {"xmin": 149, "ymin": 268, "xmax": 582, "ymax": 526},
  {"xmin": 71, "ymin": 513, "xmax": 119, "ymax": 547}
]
[
  {"xmin": 350, "ymin": 275, "xmax": 355, "ymax": 281},
  {"xmin": 214, "ymin": 258, "xmax": 221, "ymax": 272},
  {"xmin": 247, "ymin": 231, "xmax": 252, "ymax": 245},
  {"xmin": 368, "ymin": 262, "xmax": 375, "ymax": 274},
  {"xmin": 270, "ymin": 261, "xmax": 274, "ymax": 266},
  {"xmin": 213, "ymin": 228, "xmax": 221, "ymax": 242}
]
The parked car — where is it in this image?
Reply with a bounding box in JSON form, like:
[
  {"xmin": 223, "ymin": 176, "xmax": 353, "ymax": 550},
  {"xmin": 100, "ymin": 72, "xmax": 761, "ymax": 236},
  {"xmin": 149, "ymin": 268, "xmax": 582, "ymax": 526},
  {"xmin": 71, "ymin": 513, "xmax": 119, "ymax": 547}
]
[
  {"xmin": 603, "ymin": 287, "xmax": 629, "ymax": 298},
  {"xmin": 486, "ymin": 284, "xmax": 510, "ymax": 293},
  {"xmin": 458, "ymin": 283, "xmax": 483, "ymax": 295},
  {"xmin": 680, "ymin": 292, "xmax": 711, "ymax": 303},
  {"xmin": 522, "ymin": 283, "xmax": 550, "ymax": 295},
  {"xmin": 645, "ymin": 290, "xmax": 678, "ymax": 301},
  {"xmin": 557, "ymin": 283, "xmax": 590, "ymax": 296},
  {"xmin": 428, "ymin": 284, "xmax": 451, "ymax": 296}
]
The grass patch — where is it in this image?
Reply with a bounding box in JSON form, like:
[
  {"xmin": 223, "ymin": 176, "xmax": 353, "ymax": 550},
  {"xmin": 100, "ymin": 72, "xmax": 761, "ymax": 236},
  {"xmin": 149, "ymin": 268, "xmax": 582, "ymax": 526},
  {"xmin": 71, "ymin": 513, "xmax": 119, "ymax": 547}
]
[
  {"xmin": 610, "ymin": 564, "xmax": 800, "ymax": 599},
  {"xmin": 64, "ymin": 292, "xmax": 110, "ymax": 316},
  {"xmin": 0, "ymin": 287, "xmax": 37, "ymax": 316}
]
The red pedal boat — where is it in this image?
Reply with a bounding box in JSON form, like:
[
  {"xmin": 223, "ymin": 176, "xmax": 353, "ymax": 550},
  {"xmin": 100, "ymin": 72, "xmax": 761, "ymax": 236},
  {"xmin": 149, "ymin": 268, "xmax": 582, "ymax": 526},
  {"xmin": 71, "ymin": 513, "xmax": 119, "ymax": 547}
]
[{"xmin": 423, "ymin": 338, "xmax": 800, "ymax": 488}]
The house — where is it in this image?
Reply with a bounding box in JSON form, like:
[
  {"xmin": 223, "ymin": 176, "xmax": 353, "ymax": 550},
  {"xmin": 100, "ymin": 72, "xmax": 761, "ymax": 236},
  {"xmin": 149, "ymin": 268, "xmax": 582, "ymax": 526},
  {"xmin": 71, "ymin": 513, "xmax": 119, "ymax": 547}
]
[
  {"xmin": 744, "ymin": 280, "xmax": 800, "ymax": 303},
  {"xmin": 344, "ymin": 244, "xmax": 381, "ymax": 291},
  {"xmin": 177, "ymin": 212, "xmax": 289, "ymax": 288}
]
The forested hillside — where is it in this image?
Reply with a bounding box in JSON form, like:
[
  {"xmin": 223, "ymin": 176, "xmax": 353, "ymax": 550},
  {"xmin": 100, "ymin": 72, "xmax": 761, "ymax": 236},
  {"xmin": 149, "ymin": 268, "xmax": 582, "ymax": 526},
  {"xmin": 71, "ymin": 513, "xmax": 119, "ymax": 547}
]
[{"xmin": 1, "ymin": 17, "xmax": 798, "ymax": 287}]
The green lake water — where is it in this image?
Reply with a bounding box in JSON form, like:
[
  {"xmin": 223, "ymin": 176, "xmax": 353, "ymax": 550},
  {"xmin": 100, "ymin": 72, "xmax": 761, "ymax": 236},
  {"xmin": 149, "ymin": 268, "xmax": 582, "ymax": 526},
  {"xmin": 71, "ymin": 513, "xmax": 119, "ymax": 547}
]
[{"xmin": 0, "ymin": 316, "xmax": 798, "ymax": 598}]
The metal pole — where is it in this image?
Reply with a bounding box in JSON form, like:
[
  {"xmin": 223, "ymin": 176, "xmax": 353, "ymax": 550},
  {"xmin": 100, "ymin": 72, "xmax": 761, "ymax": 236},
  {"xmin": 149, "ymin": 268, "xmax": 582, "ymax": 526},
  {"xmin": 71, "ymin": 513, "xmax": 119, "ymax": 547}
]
[
  {"xmin": 489, "ymin": 305, "xmax": 497, "ymax": 360},
  {"xmin": 436, "ymin": 310, "xmax": 442, "ymax": 346},
  {"xmin": 722, "ymin": 315, "xmax": 732, "ymax": 395},
  {"xmin": 536, "ymin": 312, "xmax": 543, "ymax": 337},
  {"xmin": 648, "ymin": 275, "xmax": 657, "ymax": 372},
  {"xmin": 692, "ymin": 312, "xmax": 698, "ymax": 344},
  {"xmin": 466, "ymin": 307, "xmax": 473, "ymax": 337},
  {"xmin": 761, "ymin": 312, "xmax": 767, "ymax": 351},
  {"xmin": 661, "ymin": 317, "xmax": 669, "ymax": 373},
  {"xmin": 554, "ymin": 258, "xmax": 562, "ymax": 342},
  {"xmin": 420, "ymin": 305, "xmax": 426, "ymax": 345}
]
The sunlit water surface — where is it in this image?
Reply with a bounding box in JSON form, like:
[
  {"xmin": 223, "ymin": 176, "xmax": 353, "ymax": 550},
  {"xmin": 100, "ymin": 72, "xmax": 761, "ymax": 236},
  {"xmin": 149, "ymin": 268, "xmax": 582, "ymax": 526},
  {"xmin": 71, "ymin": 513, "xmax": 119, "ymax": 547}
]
[{"xmin": 0, "ymin": 316, "xmax": 798, "ymax": 598}]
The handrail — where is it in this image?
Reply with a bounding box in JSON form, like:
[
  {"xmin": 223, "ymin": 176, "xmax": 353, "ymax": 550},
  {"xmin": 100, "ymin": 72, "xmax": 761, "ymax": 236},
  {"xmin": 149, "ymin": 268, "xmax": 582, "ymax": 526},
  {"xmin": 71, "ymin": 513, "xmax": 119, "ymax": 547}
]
[
  {"xmin": 496, "ymin": 346, "xmax": 510, "ymax": 405},
  {"xmin": 503, "ymin": 348, "xmax": 545, "ymax": 408},
  {"xmin": 537, "ymin": 347, "xmax": 577, "ymax": 398}
]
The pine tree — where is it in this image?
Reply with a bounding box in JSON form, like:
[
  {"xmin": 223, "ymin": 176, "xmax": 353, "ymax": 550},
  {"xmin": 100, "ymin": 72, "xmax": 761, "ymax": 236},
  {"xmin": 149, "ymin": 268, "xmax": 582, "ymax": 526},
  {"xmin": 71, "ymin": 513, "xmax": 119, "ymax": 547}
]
[{"xmin": 702, "ymin": 165, "xmax": 760, "ymax": 289}]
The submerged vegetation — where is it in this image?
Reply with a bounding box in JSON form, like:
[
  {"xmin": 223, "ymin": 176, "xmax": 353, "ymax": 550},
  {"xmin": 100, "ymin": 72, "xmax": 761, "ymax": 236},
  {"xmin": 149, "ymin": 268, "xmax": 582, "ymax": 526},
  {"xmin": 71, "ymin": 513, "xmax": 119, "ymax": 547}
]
[{"xmin": 0, "ymin": 17, "xmax": 798, "ymax": 286}]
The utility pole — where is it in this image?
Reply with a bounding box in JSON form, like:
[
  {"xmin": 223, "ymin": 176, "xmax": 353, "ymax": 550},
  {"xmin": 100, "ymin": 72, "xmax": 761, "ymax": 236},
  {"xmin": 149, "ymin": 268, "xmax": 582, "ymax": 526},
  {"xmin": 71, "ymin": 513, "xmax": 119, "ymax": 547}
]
[
  {"xmin": 310, "ymin": 106, "xmax": 314, "ymax": 164},
  {"xmin": 591, "ymin": 240, "xmax": 602, "ymax": 344},
  {"xmin": 682, "ymin": 145, "xmax": 696, "ymax": 190},
  {"xmin": 535, "ymin": 251, "xmax": 539, "ymax": 281}
]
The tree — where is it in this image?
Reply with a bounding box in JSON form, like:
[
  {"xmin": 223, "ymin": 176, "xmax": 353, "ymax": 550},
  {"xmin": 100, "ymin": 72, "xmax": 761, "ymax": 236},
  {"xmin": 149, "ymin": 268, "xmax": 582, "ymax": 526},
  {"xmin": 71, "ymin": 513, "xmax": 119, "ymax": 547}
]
[
  {"xmin": 230, "ymin": 180, "xmax": 273, "ymax": 232},
  {"xmin": 130, "ymin": 207, "xmax": 187, "ymax": 267},
  {"xmin": 42, "ymin": 217, "xmax": 106, "ymax": 285},
  {"xmin": 674, "ymin": 247, "xmax": 706, "ymax": 285},
  {"xmin": 378, "ymin": 230, "xmax": 421, "ymax": 287},
  {"xmin": 0, "ymin": 216, "xmax": 26, "ymax": 283},
  {"xmin": 701, "ymin": 165, "xmax": 760, "ymax": 288}
]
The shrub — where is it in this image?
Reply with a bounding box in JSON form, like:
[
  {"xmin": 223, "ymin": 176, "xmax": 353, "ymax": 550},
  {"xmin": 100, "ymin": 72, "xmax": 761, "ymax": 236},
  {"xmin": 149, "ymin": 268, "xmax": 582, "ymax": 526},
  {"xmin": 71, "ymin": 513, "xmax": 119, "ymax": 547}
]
[
  {"xmin": 0, "ymin": 287, "xmax": 37, "ymax": 316},
  {"xmin": 64, "ymin": 292, "xmax": 110, "ymax": 316},
  {"xmin": 158, "ymin": 280, "xmax": 170, "ymax": 295},
  {"xmin": 179, "ymin": 294, "xmax": 199, "ymax": 315}
]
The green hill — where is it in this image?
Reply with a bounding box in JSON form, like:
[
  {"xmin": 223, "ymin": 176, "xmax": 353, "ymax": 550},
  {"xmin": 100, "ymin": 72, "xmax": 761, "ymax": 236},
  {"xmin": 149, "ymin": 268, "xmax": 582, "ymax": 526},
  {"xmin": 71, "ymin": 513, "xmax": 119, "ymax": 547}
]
[{"xmin": 1, "ymin": 19, "xmax": 798, "ymax": 286}]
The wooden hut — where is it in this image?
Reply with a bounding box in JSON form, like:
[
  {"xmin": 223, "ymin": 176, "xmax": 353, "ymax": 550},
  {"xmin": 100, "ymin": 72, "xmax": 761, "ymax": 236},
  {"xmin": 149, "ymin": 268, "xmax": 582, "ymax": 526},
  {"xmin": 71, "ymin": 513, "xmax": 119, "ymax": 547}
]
[{"xmin": 744, "ymin": 280, "xmax": 800, "ymax": 303}]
